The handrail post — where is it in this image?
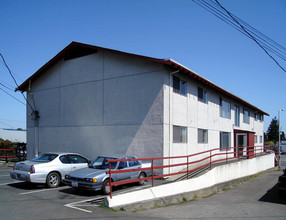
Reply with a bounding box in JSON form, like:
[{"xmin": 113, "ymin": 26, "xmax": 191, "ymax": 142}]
[
  {"xmin": 109, "ymin": 162, "xmax": 112, "ymax": 199},
  {"xmin": 226, "ymin": 149, "xmax": 228, "ymax": 164},
  {"xmin": 151, "ymin": 159, "xmax": 154, "ymax": 187},
  {"xmin": 210, "ymin": 150, "xmax": 212, "ymax": 170},
  {"xmin": 187, "ymin": 157, "xmax": 189, "ymax": 179}
]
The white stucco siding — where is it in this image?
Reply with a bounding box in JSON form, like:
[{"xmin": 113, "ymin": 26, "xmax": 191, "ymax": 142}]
[
  {"xmin": 26, "ymin": 52, "xmax": 166, "ymax": 159},
  {"xmin": 103, "ymin": 52, "xmax": 163, "ymax": 79},
  {"xmin": 60, "ymin": 52, "xmax": 104, "ymax": 86},
  {"xmin": 60, "ymin": 81, "xmax": 104, "ymax": 126},
  {"xmin": 104, "ymin": 71, "xmax": 164, "ymax": 126},
  {"xmin": 163, "ymin": 71, "xmax": 264, "ymax": 173}
]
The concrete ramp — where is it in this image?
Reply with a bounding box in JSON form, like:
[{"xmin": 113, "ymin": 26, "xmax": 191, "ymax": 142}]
[{"xmin": 105, "ymin": 153, "xmax": 275, "ymax": 208}]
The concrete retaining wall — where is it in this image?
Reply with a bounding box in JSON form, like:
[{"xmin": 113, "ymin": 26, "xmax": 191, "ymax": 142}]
[{"xmin": 105, "ymin": 153, "xmax": 275, "ymax": 208}]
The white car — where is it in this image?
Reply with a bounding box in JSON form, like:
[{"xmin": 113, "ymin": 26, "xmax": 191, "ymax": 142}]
[{"xmin": 10, "ymin": 153, "xmax": 89, "ymax": 188}]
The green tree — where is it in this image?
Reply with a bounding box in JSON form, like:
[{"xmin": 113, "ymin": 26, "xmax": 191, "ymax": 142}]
[{"xmin": 266, "ymin": 117, "xmax": 279, "ymax": 144}]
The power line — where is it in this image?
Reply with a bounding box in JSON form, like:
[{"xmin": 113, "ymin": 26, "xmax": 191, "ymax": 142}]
[
  {"xmin": 0, "ymin": 87, "xmax": 25, "ymax": 105},
  {"xmin": 0, "ymin": 82, "xmax": 14, "ymax": 91},
  {"xmin": 0, "ymin": 52, "xmax": 35, "ymax": 111},
  {"xmin": 193, "ymin": 0, "xmax": 286, "ymax": 72}
]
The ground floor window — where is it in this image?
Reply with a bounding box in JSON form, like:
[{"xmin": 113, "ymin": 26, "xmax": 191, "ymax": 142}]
[
  {"xmin": 220, "ymin": 132, "xmax": 230, "ymax": 151},
  {"xmin": 198, "ymin": 129, "xmax": 208, "ymax": 143},
  {"xmin": 173, "ymin": 125, "xmax": 187, "ymax": 143}
]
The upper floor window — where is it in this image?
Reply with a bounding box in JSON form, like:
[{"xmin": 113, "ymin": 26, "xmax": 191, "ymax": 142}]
[
  {"xmin": 198, "ymin": 129, "xmax": 208, "ymax": 144},
  {"xmin": 173, "ymin": 75, "xmax": 187, "ymax": 96},
  {"xmin": 234, "ymin": 105, "xmax": 240, "ymax": 127},
  {"xmin": 220, "ymin": 98, "xmax": 231, "ymax": 119},
  {"xmin": 255, "ymin": 113, "xmax": 262, "ymax": 121},
  {"xmin": 173, "ymin": 125, "xmax": 187, "ymax": 143},
  {"xmin": 198, "ymin": 87, "xmax": 208, "ymax": 103},
  {"xmin": 243, "ymin": 108, "xmax": 250, "ymax": 124}
]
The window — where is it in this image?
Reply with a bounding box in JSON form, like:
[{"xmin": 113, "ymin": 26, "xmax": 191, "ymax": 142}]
[
  {"xmin": 173, "ymin": 125, "xmax": 187, "ymax": 143},
  {"xmin": 234, "ymin": 105, "xmax": 240, "ymax": 127},
  {"xmin": 243, "ymin": 108, "xmax": 250, "ymax": 124},
  {"xmin": 198, "ymin": 129, "xmax": 208, "ymax": 143},
  {"xmin": 220, "ymin": 132, "xmax": 230, "ymax": 151},
  {"xmin": 59, "ymin": 155, "xmax": 70, "ymax": 164},
  {"xmin": 118, "ymin": 161, "xmax": 128, "ymax": 168},
  {"xmin": 255, "ymin": 113, "xmax": 262, "ymax": 121},
  {"xmin": 68, "ymin": 155, "xmax": 88, "ymax": 163},
  {"xmin": 255, "ymin": 135, "xmax": 258, "ymax": 144},
  {"xmin": 220, "ymin": 98, "xmax": 231, "ymax": 119},
  {"xmin": 260, "ymin": 136, "xmax": 263, "ymax": 143},
  {"xmin": 129, "ymin": 160, "xmax": 140, "ymax": 167},
  {"xmin": 198, "ymin": 87, "xmax": 208, "ymax": 103},
  {"xmin": 173, "ymin": 75, "xmax": 187, "ymax": 96}
]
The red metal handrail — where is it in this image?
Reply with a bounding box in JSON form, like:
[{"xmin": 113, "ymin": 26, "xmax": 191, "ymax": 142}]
[
  {"xmin": 106, "ymin": 145, "xmax": 275, "ymax": 198},
  {"xmin": 0, "ymin": 149, "xmax": 16, "ymax": 162}
]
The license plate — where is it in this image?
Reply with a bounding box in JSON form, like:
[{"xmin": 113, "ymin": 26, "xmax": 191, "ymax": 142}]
[{"xmin": 72, "ymin": 182, "xmax": 78, "ymax": 187}]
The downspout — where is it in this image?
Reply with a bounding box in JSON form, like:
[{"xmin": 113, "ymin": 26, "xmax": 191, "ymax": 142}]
[{"xmin": 169, "ymin": 70, "xmax": 179, "ymax": 174}]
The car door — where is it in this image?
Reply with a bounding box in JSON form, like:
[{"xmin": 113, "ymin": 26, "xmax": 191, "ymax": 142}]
[
  {"xmin": 67, "ymin": 154, "xmax": 89, "ymax": 171},
  {"xmin": 58, "ymin": 155, "xmax": 73, "ymax": 176},
  {"xmin": 128, "ymin": 158, "xmax": 141, "ymax": 179},
  {"xmin": 114, "ymin": 160, "xmax": 131, "ymax": 182}
]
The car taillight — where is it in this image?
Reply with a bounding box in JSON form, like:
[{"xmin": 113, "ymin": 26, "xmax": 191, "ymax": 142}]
[{"xmin": 30, "ymin": 165, "xmax": 35, "ymax": 174}]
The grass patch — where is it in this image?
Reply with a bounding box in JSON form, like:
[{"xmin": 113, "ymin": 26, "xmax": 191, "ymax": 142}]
[
  {"xmin": 99, "ymin": 202, "xmax": 118, "ymax": 212},
  {"xmin": 182, "ymin": 196, "xmax": 188, "ymax": 202},
  {"xmin": 222, "ymin": 187, "xmax": 229, "ymax": 191},
  {"xmin": 193, "ymin": 194, "xmax": 198, "ymax": 200}
]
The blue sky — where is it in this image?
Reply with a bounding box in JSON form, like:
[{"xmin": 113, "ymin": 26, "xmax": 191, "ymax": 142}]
[{"xmin": 0, "ymin": 0, "xmax": 286, "ymax": 132}]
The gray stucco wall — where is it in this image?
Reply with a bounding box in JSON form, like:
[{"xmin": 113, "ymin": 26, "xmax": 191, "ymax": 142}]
[{"xmin": 26, "ymin": 51, "xmax": 165, "ymax": 160}]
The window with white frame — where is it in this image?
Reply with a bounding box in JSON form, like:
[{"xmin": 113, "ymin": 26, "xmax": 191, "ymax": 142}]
[
  {"xmin": 255, "ymin": 135, "xmax": 258, "ymax": 144},
  {"xmin": 173, "ymin": 125, "xmax": 187, "ymax": 143},
  {"xmin": 220, "ymin": 98, "xmax": 231, "ymax": 119},
  {"xmin": 255, "ymin": 113, "xmax": 262, "ymax": 121},
  {"xmin": 220, "ymin": 132, "xmax": 231, "ymax": 151},
  {"xmin": 173, "ymin": 75, "xmax": 187, "ymax": 96},
  {"xmin": 198, "ymin": 87, "xmax": 208, "ymax": 103},
  {"xmin": 260, "ymin": 136, "xmax": 263, "ymax": 143},
  {"xmin": 234, "ymin": 105, "xmax": 240, "ymax": 127},
  {"xmin": 243, "ymin": 108, "xmax": 250, "ymax": 124},
  {"xmin": 198, "ymin": 129, "xmax": 208, "ymax": 143}
]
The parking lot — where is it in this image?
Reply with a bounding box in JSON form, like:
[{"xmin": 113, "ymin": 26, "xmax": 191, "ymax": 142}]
[
  {"xmin": 1, "ymin": 162, "xmax": 285, "ymax": 219},
  {"xmin": 0, "ymin": 165, "xmax": 153, "ymax": 219}
]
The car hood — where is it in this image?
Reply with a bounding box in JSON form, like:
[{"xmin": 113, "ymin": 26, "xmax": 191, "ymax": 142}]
[{"xmin": 67, "ymin": 167, "xmax": 107, "ymax": 178}]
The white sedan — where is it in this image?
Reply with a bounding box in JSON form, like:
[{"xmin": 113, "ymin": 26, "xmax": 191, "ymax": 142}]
[{"xmin": 10, "ymin": 153, "xmax": 89, "ymax": 188}]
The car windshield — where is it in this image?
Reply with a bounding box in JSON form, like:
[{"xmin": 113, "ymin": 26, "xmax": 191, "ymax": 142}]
[
  {"xmin": 90, "ymin": 157, "xmax": 117, "ymax": 169},
  {"xmin": 30, "ymin": 154, "xmax": 58, "ymax": 162}
]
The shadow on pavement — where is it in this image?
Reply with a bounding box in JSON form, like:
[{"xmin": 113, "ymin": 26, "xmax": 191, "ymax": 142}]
[{"xmin": 259, "ymin": 184, "xmax": 286, "ymax": 205}]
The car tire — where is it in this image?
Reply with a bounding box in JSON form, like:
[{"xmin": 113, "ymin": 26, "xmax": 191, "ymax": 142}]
[
  {"xmin": 138, "ymin": 172, "xmax": 146, "ymax": 186},
  {"xmin": 46, "ymin": 172, "xmax": 60, "ymax": 188},
  {"xmin": 102, "ymin": 179, "xmax": 112, "ymax": 195}
]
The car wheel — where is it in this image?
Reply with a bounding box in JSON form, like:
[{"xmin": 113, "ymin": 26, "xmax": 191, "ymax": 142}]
[
  {"xmin": 46, "ymin": 172, "xmax": 60, "ymax": 188},
  {"xmin": 102, "ymin": 179, "xmax": 111, "ymax": 195},
  {"xmin": 138, "ymin": 172, "xmax": 146, "ymax": 186}
]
